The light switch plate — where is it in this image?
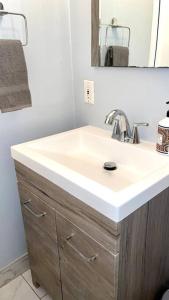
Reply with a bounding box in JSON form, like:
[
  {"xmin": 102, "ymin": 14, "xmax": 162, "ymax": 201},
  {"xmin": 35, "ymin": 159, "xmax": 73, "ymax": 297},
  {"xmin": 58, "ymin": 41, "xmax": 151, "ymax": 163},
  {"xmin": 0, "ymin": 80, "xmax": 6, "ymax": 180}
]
[{"xmin": 84, "ymin": 80, "xmax": 95, "ymax": 104}]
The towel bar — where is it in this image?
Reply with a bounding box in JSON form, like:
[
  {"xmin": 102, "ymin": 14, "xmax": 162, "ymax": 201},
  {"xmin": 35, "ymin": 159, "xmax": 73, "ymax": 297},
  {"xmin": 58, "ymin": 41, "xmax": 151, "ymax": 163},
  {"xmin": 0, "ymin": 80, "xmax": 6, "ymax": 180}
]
[
  {"xmin": 100, "ymin": 17, "xmax": 131, "ymax": 48},
  {"xmin": 0, "ymin": 2, "xmax": 28, "ymax": 46}
]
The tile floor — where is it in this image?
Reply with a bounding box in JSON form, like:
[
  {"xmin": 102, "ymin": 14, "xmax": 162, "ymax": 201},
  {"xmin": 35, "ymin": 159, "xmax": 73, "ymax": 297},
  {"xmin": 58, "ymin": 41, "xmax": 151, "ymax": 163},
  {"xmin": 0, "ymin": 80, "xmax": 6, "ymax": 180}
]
[{"xmin": 0, "ymin": 269, "xmax": 52, "ymax": 300}]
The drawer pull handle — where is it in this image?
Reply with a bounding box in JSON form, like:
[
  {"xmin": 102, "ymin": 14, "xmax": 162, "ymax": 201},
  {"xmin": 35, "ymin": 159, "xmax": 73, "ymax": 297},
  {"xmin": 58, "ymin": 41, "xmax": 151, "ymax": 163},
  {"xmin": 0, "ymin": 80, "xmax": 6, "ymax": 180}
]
[
  {"xmin": 66, "ymin": 233, "xmax": 75, "ymax": 241},
  {"xmin": 65, "ymin": 236, "xmax": 97, "ymax": 263},
  {"xmin": 23, "ymin": 200, "xmax": 47, "ymax": 218}
]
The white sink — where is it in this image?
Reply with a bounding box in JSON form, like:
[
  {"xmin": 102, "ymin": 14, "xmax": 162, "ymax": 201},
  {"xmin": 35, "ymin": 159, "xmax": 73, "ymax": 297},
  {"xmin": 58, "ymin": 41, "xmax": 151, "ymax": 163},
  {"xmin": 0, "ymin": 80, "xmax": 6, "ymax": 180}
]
[{"xmin": 11, "ymin": 126, "xmax": 169, "ymax": 222}]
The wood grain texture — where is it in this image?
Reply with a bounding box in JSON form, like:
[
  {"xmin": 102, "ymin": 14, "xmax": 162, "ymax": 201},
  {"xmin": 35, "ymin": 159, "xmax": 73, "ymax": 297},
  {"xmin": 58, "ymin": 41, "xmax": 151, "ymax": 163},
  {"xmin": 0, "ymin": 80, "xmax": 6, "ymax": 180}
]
[
  {"xmin": 91, "ymin": 0, "xmax": 100, "ymax": 66},
  {"xmin": 26, "ymin": 226, "xmax": 62, "ymax": 300},
  {"xmin": 118, "ymin": 188, "xmax": 169, "ymax": 300},
  {"xmin": 15, "ymin": 161, "xmax": 120, "ymax": 254},
  {"xmin": 18, "ymin": 183, "xmax": 56, "ymax": 241},
  {"xmin": 144, "ymin": 188, "xmax": 169, "ymax": 300},
  {"xmin": 117, "ymin": 203, "xmax": 149, "ymax": 300},
  {"xmin": 57, "ymin": 211, "xmax": 119, "ymax": 300},
  {"xmin": 19, "ymin": 184, "xmax": 62, "ymax": 300}
]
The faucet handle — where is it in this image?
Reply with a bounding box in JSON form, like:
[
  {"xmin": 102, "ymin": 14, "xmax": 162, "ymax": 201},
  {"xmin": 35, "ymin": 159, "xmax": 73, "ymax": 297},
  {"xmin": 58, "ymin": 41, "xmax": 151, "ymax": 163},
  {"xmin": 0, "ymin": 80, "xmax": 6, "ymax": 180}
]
[
  {"xmin": 131, "ymin": 123, "xmax": 149, "ymax": 144},
  {"xmin": 134, "ymin": 122, "xmax": 149, "ymax": 127}
]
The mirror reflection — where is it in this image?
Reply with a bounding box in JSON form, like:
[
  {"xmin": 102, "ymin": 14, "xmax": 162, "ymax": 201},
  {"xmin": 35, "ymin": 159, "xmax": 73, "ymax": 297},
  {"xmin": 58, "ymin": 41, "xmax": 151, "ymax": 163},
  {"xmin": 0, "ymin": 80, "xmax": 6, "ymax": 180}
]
[{"xmin": 95, "ymin": 0, "xmax": 169, "ymax": 67}]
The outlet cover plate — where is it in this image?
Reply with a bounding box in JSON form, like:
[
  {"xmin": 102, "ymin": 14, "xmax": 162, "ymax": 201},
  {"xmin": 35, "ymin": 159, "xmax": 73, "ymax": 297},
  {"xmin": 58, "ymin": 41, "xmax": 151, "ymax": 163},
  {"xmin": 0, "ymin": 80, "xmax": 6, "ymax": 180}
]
[{"xmin": 84, "ymin": 80, "xmax": 94, "ymax": 104}]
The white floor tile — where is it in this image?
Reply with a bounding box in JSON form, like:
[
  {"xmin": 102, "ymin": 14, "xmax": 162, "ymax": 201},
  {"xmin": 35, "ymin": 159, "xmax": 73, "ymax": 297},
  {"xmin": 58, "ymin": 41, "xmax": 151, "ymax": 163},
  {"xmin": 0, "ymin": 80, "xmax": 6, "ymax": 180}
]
[
  {"xmin": 0, "ymin": 276, "xmax": 39, "ymax": 300},
  {"xmin": 22, "ymin": 269, "xmax": 47, "ymax": 298}
]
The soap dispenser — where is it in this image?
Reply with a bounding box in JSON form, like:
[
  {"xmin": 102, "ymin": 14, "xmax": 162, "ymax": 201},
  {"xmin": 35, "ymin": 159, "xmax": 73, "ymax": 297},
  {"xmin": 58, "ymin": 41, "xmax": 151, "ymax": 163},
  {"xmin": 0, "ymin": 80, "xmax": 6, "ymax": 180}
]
[{"xmin": 156, "ymin": 102, "xmax": 169, "ymax": 154}]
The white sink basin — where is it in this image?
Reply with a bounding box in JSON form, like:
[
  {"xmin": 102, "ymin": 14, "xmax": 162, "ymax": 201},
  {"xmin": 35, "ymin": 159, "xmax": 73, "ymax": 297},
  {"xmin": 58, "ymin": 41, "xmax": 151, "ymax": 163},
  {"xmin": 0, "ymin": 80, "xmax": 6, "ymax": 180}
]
[{"xmin": 11, "ymin": 126, "xmax": 169, "ymax": 222}]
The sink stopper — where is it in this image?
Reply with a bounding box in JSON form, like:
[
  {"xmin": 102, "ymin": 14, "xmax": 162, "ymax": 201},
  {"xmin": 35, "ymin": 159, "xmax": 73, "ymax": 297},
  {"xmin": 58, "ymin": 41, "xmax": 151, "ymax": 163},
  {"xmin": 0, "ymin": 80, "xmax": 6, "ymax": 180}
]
[{"xmin": 103, "ymin": 162, "xmax": 117, "ymax": 171}]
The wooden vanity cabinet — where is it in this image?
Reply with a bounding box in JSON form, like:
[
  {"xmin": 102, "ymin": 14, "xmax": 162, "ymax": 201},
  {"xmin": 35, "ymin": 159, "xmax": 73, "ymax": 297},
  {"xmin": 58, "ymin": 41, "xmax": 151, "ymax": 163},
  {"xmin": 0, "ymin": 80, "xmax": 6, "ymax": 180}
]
[{"xmin": 15, "ymin": 161, "xmax": 169, "ymax": 300}]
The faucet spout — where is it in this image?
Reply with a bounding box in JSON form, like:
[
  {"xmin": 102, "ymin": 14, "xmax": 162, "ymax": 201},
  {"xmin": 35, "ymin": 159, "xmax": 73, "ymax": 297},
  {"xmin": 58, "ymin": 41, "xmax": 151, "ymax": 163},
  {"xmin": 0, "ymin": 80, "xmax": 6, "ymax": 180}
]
[{"xmin": 105, "ymin": 109, "xmax": 131, "ymax": 142}]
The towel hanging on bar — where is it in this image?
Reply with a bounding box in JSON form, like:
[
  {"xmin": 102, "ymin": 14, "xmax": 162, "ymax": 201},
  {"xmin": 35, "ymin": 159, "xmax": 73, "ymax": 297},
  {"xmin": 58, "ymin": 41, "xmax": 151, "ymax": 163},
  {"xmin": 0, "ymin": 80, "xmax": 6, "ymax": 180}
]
[
  {"xmin": 0, "ymin": 40, "xmax": 32, "ymax": 113},
  {"xmin": 105, "ymin": 46, "xmax": 129, "ymax": 67}
]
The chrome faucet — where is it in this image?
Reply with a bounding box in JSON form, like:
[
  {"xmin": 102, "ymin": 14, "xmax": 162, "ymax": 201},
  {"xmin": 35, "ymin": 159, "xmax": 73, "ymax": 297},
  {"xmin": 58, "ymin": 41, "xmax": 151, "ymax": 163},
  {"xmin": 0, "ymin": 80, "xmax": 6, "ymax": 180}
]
[{"xmin": 105, "ymin": 109, "xmax": 149, "ymax": 144}]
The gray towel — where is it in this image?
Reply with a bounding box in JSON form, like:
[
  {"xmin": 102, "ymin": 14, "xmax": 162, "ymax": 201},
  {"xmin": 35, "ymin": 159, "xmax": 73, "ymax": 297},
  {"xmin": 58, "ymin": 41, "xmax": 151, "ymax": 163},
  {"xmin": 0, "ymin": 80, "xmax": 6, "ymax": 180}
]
[
  {"xmin": 105, "ymin": 46, "xmax": 129, "ymax": 67},
  {"xmin": 0, "ymin": 40, "xmax": 32, "ymax": 113}
]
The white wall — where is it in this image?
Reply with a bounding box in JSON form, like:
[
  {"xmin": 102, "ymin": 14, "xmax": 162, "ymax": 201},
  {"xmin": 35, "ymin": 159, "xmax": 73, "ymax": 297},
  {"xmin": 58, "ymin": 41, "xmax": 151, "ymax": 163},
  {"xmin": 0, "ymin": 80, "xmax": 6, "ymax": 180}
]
[
  {"xmin": 0, "ymin": 0, "xmax": 75, "ymax": 269},
  {"xmin": 69, "ymin": 0, "xmax": 169, "ymax": 142}
]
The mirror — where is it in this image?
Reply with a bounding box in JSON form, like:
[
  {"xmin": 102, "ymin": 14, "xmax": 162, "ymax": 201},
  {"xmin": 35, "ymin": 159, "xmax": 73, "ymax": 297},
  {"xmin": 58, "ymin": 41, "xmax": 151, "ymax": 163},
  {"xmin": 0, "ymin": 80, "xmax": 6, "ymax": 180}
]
[{"xmin": 91, "ymin": 0, "xmax": 169, "ymax": 67}]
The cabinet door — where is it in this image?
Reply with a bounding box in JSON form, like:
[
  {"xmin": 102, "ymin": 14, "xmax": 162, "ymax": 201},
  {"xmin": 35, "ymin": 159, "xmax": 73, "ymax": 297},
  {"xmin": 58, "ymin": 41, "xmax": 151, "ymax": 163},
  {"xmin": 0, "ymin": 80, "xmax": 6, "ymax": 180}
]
[
  {"xmin": 56, "ymin": 212, "xmax": 119, "ymax": 300},
  {"xmin": 18, "ymin": 183, "xmax": 62, "ymax": 300}
]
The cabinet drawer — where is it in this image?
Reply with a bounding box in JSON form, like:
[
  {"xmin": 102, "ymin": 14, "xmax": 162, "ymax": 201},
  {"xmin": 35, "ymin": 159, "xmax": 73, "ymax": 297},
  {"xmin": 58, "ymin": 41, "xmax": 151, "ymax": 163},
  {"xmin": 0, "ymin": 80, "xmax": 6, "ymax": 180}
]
[
  {"xmin": 57, "ymin": 212, "xmax": 119, "ymax": 300},
  {"xmin": 18, "ymin": 183, "xmax": 56, "ymax": 241}
]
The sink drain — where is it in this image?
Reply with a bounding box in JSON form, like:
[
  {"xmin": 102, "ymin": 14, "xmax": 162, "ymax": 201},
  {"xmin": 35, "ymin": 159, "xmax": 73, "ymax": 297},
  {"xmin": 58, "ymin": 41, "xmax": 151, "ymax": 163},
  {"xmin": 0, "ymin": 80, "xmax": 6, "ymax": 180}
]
[{"xmin": 103, "ymin": 162, "xmax": 117, "ymax": 171}]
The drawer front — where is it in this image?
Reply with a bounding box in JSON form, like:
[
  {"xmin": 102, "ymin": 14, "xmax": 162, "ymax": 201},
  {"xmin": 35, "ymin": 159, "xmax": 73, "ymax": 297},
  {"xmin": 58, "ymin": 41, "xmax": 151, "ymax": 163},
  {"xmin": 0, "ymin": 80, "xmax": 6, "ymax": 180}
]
[
  {"xmin": 16, "ymin": 162, "xmax": 120, "ymax": 254},
  {"xmin": 57, "ymin": 212, "xmax": 119, "ymax": 300},
  {"xmin": 18, "ymin": 183, "xmax": 56, "ymax": 241},
  {"xmin": 18, "ymin": 183, "xmax": 62, "ymax": 300}
]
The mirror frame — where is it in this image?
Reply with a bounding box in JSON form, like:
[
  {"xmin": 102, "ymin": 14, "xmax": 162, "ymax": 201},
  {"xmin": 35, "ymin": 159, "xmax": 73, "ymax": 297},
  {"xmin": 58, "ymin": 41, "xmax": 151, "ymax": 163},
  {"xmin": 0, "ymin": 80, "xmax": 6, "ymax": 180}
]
[{"xmin": 91, "ymin": 0, "xmax": 100, "ymax": 66}]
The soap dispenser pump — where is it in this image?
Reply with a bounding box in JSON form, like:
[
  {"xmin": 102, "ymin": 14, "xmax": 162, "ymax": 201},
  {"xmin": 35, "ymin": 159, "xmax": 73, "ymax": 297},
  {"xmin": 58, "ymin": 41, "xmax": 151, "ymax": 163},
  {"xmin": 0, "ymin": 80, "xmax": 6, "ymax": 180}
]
[{"xmin": 156, "ymin": 102, "xmax": 169, "ymax": 154}]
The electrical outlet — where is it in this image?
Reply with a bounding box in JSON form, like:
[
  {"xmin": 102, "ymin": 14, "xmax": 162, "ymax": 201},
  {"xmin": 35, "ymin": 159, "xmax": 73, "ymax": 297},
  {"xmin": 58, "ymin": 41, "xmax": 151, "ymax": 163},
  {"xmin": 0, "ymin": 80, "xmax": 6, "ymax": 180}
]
[{"xmin": 84, "ymin": 80, "xmax": 95, "ymax": 104}]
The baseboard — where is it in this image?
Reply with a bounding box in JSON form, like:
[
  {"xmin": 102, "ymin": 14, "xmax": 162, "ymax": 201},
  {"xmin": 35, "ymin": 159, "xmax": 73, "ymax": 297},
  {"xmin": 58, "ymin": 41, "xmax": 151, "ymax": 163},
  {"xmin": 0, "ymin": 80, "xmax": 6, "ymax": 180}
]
[{"xmin": 0, "ymin": 253, "xmax": 29, "ymax": 288}]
